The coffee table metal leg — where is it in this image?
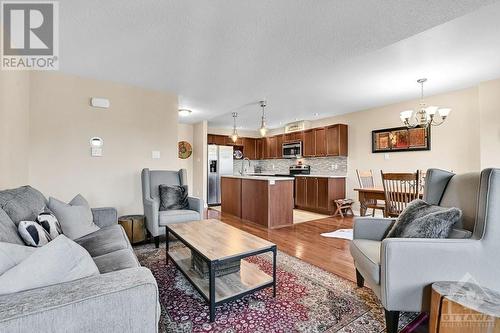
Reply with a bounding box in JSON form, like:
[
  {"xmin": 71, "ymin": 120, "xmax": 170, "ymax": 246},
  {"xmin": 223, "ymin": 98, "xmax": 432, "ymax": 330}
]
[
  {"xmin": 272, "ymin": 246, "xmax": 277, "ymax": 297},
  {"xmin": 209, "ymin": 261, "xmax": 216, "ymax": 322},
  {"xmin": 166, "ymin": 229, "xmax": 169, "ymax": 265}
]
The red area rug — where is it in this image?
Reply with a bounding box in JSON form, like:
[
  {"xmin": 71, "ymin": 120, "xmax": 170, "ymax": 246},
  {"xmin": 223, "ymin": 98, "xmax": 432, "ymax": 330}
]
[{"xmin": 135, "ymin": 243, "xmax": 426, "ymax": 332}]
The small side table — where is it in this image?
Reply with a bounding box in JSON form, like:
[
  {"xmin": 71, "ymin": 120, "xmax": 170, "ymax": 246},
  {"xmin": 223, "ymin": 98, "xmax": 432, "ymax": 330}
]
[
  {"xmin": 430, "ymin": 281, "xmax": 500, "ymax": 333},
  {"xmin": 118, "ymin": 215, "xmax": 147, "ymax": 244},
  {"xmin": 333, "ymin": 199, "xmax": 354, "ymax": 218}
]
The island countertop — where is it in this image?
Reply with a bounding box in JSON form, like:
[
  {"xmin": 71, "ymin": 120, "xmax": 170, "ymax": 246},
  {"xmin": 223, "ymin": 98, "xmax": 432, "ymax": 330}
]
[
  {"xmin": 222, "ymin": 175, "xmax": 295, "ymax": 181},
  {"xmin": 294, "ymin": 174, "xmax": 347, "ymax": 178}
]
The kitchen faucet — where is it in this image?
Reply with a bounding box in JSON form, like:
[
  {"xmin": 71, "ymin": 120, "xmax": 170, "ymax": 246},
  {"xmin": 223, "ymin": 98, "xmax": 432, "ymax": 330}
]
[{"xmin": 240, "ymin": 157, "xmax": 251, "ymax": 175}]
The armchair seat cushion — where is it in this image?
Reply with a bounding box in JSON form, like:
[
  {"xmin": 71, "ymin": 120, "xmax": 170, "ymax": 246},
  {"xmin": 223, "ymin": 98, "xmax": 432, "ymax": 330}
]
[
  {"xmin": 159, "ymin": 209, "xmax": 200, "ymax": 225},
  {"xmin": 93, "ymin": 248, "xmax": 140, "ymax": 274},
  {"xmin": 350, "ymin": 239, "xmax": 381, "ymax": 285},
  {"xmin": 75, "ymin": 225, "xmax": 129, "ymax": 258}
]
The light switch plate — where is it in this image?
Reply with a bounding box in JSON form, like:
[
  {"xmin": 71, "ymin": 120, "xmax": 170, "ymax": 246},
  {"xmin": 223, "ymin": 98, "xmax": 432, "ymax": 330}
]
[
  {"xmin": 152, "ymin": 150, "xmax": 161, "ymax": 159},
  {"xmin": 91, "ymin": 147, "xmax": 103, "ymax": 157}
]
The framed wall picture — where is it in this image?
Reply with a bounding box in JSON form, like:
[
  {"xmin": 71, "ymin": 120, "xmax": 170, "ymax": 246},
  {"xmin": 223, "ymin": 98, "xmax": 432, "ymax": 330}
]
[{"xmin": 372, "ymin": 126, "xmax": 430, "ymax": 153}]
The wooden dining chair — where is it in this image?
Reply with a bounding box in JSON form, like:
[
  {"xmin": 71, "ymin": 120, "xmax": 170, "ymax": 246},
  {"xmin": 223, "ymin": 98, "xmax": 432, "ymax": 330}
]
[
  {"xmin": 381, "ymin": 170, "xmax": 421, "ymax": 218},
  {"xmin": 356, "ymin": 169, "xmax": 386, "ymax": 216}
]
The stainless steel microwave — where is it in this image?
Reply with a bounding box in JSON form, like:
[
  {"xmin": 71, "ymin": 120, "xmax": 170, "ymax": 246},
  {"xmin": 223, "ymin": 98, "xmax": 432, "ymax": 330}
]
[{"xmin": 282, "ymin": 142, "xmax": 302, "ymax": 158}]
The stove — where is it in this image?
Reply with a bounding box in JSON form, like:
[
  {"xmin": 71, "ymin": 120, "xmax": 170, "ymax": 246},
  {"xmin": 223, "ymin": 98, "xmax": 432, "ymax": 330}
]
[{"xmin": 289, "ymin": 165, "xmax": 311, "ymax": 176}]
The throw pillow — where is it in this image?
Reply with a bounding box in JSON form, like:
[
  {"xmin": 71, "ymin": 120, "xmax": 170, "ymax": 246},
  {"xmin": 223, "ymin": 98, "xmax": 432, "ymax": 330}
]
[
  {"xmin": 48, "ymin": 194, "xmax": 99, "ymax": 240},
  {"xmin": 0, "ymin": 186, "xmax": 47, "ymax": 225},
  {"xmin": 0, "ymin": 242, "xmax": 37, "ymax": 274},
  {"xmin": 159, "ymin": 185, "xmax": 189, "ymax": 210},
  {"xmin": 36, "ymin": 211, "xmax": 62, "ymax": 239},
  {"xmin": 0, "ymin": 208, "xmax": 25, "ymax": 245},
  {"xmin": 18, "ymin": 221, "xmax": 51, "ymax": 247},
  {"xmin": 387, "ymin": 199, "xmax": 462, "ymax": 238},
  {"xmin": 0, "ymin": 235, "xmax": 99, "ymax": 295}
]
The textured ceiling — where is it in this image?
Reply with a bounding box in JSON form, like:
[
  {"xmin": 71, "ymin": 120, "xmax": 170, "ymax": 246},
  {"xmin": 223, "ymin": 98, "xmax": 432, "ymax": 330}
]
[{"xmin": 58, "ymin": 0, "xmax": 500, "ymax": 129}]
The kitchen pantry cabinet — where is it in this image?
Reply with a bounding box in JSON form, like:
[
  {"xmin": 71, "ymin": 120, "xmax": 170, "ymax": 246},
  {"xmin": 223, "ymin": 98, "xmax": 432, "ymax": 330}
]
[{"xmin": 294, "ymin": 176, "xmax": 346, "ymax": 215}]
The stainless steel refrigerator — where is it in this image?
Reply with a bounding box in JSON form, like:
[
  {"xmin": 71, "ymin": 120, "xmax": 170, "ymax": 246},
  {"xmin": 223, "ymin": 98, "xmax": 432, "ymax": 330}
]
[{"xmin": 207, "ymin": 145, "xmax": 234, "ymax": 205}]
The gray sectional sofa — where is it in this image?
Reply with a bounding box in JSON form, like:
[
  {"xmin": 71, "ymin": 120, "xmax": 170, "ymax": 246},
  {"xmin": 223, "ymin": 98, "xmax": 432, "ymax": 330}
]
[{"xmin": 0, "ymin": 186, "xmax": 159, "ymax": 333}]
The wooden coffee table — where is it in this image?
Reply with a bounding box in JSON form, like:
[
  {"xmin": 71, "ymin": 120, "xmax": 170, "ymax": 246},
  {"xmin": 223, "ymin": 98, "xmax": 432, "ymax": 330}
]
[{"xmin": 165, "ymin": 219, "xmax": 277, "ymax": 322}]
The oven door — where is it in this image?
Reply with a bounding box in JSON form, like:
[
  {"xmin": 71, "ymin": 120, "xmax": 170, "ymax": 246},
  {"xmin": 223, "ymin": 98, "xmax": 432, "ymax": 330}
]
[{"xmin": 282, "ymin": 143, "xmax": 302, "ymax": 158}]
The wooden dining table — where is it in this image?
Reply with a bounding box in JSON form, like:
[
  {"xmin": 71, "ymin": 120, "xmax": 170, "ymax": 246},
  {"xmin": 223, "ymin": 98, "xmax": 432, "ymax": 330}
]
[{"xmin": 353, "ymin": 187, "xmax": 423, "ymax": 217}]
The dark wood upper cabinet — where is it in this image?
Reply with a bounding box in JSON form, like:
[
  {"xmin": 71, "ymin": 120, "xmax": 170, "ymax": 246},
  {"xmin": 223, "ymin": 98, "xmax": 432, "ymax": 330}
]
[
  {"xmin": 243, "ymin": 138, "xmax": 256, "ymax": 159},
  {"xmin": 314, "ymin": 128, "xmax": 327, "ymax": 157},
  {"xmin": 207, "ymin": 123, "xmax": 347, "ymax": 159},
  {"xmin": 326, "ymin": 124, "xmax": 348, "ymax": 156},
  {"xmin": 269, "ymin": 136, "xmax": 278, "ymax": 158},
  {"xmin": 213, "ymin": 135, "xmax": 226, "ymax": 145},
  {"xmin": 256, "ymin": 138, "xmax": 263, "ymax": 160},
  {"xmin": 303, "ymin": 130, "xmax": 315, "ymax": 157},
  {"xmin": 276, "ymin": 135, "xmax": 284, "ymax": 158}
]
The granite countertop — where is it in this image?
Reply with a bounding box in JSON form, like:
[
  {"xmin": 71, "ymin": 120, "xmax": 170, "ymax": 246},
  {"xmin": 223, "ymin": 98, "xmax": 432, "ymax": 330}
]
[
  {"xmin": 294, "ymin": 174, "xmax": 347, "ymax": 178},
  {"xmin": 222, "ymin": 175, "xmax": 295, "ymax": 181}
]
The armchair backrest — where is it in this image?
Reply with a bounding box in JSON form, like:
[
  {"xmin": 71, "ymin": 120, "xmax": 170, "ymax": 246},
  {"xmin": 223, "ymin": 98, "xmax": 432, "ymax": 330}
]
[
  {"xmin": 424, "ymin": 168, "xmax": 481, "ymax": 234},
  {"xmin": 141, "ymin": 168, "xmax": 188, "ymax": 202}
]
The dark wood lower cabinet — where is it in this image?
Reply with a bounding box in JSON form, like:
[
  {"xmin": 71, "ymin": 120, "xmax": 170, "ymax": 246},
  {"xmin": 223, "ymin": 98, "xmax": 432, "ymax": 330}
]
[{"xmin": 295, "ymin": 176, "xmax": 346, "ymax": 215}]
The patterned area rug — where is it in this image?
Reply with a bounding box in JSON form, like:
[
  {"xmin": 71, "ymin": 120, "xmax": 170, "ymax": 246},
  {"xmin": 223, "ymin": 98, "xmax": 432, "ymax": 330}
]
[{"xmin": 134, "ymin": 242, "xmax": 426, "ymax": 333}]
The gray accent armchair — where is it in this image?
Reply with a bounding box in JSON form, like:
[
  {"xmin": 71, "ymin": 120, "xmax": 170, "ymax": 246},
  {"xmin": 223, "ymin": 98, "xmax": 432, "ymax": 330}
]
[
  {"xmin": 350, "ymin": 168, "xmax": 500, "ymax": 333},
  {"xmin": 141, "ymin": 168, "xmax": 203, "ymax": 248}
]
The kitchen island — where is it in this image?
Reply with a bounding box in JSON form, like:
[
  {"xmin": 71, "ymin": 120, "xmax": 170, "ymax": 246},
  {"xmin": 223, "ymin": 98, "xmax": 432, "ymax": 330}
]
[{"xmin": 221, "ymin": 175, "xmax": 294, "ymax": 229}]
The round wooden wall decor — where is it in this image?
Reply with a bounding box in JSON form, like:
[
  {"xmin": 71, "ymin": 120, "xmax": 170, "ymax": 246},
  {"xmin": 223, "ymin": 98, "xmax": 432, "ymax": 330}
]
[{"xmin": 178, "ymin": 141, "xmax": 192, "ymax": 159}]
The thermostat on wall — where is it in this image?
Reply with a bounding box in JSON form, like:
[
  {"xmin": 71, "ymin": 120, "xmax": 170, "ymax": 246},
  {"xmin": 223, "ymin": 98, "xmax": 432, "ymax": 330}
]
[{"xmin": 90, "ymin": 97, "xmax": 110, "ymax": 109}]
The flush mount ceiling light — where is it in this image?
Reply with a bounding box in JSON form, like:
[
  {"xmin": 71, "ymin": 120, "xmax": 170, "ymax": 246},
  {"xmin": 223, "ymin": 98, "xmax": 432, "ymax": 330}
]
[
  {"xmin": 178, "ymin": 109, "xmax": 192, "ymax": 117},
  {"xmin": 400, "ymin": 78, "xmax": 451, "ymax": 128},
  {"xmin": 230, "ymin": 112, "xmax": 239, "ymax": 142},
  {"xmin": 259, "ymin": 100, "xmax": 267, "ymax": 137}
]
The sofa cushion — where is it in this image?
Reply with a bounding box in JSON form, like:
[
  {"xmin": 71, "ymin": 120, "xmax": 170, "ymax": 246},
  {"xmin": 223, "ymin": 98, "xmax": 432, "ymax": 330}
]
[
  {"xmin": 0, "ymin": 208, "xmax": 24, "ymax": 245},
  {"xmin": 48, "ymin": 195, "xmax": 100, "ymax": 240},
  {"xmin": 93, "ymin": 248, "xmax": 140, "ymax": 274},
  {"xmin": 0, "ymin": 186, "xmax": 47, "ymax": 225},
  {"xmin": 0, "ymin": 235, "xmax": 99, "ymax": 295},
  {"xmin": 75, "ymin": 225, "xmax": 130, "ymax": 258},
  {"xmin": 159, "ymin": 209, "xmax": 200, "ymax": 225},
  {"xmin": 0, "ymin": 242, "xmax": 36, "ymax": 274},
  {"xmin": 350, "ymin": 239, "xmax": 381, "ymax": 285}
]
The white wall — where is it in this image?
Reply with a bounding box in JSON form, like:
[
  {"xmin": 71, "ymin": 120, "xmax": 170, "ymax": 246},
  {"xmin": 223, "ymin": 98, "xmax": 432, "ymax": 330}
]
[
  {"xmin": 192, "ymin": 121, "xmax": 208, "ymax": 206},
  {"xmin": 478, "ymin": 79, "xmax": 500, "ymax": 169},
  {"xmin": 0, "ymin": 71, "xmax": 30, "ymax": 189},
  {"xmin": 28, "ymin": 72, "xmax": 179, "ymax": 215},
  {"xmin": 178, "ymin": 123, "xmax": 194, "ymax": 191}
]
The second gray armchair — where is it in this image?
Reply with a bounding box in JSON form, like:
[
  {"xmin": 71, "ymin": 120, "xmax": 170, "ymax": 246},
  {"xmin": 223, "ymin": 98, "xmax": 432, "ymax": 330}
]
[{"xmin": 141, "ymin": 168, "xmax": 204, "ymax": 248}]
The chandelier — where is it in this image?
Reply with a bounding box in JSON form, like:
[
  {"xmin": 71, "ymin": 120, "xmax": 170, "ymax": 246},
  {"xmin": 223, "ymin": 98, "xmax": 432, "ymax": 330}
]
[
  {"xmin": 400, "ymin": 78, "xmax": 451, "ymax": 128},
  {"xmin": 259, "ymin": 100, "xmax": 268, "ymax": 137},
  {"xmin": 230, "ymin": 112, "xmax": 239, "ymax": 142}
]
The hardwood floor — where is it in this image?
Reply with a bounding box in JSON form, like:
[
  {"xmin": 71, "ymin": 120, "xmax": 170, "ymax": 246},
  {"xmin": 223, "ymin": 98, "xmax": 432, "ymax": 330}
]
[{"xmin": 207, "ymin": 209, "xmax": 357, "ymax": 282}]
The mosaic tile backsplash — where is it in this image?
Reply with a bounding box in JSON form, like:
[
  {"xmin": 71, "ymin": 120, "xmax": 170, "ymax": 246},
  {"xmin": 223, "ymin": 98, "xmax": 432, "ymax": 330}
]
[{"xmin": 233, "ymin": 156, "xmax": 347, "ymax": 176}]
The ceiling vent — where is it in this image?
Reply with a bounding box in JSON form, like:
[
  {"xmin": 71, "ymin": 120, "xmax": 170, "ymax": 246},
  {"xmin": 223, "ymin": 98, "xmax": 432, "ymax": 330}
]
[{"xmin": 284, "ymin": 121, "xmax": 309, "ymax": 133}]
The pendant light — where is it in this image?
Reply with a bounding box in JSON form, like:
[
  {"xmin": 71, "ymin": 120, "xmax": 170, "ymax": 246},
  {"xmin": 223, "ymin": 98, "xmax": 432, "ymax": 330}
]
[
  {"xmin": 230, "ymin": 112, "xmax": 239, "ymax": 142},
  {"xmin": 400, "ymin": 78, "xmax": 451, "ymax": 128},
  {"xmin": 259, "ymin": 100, "xmax": 267, "ymax": 137}
]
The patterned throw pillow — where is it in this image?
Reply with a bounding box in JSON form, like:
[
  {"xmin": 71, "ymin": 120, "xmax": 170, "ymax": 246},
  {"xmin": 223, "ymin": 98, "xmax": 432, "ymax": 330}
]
[
  {"xmin": 159, "ymin": 185, "xmax": 189, "ymax": 211},
  {"xmin": 18, "ymin": 221, "xmax": 51, "ymax": 247},
  {"xmin": 36, "ymin": 211, "xmax": 62, "ymax": 239}
]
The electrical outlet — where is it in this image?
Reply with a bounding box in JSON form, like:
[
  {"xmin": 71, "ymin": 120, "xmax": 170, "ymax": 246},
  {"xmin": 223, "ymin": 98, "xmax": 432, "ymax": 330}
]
[
  {"xmin": 384, "ymin": 153, "xmax": 390, "ymax": 160},
  {"xmin": 152, "ymin": 151, "xmax": 161, "ymax": 159}
]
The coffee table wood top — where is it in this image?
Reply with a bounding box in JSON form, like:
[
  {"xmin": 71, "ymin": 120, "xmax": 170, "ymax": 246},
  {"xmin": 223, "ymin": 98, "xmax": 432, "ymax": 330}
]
[{"xmin": 167, "ymin": 219, "xmax": 276, "ymax": 261}]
